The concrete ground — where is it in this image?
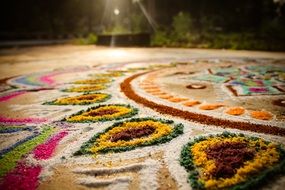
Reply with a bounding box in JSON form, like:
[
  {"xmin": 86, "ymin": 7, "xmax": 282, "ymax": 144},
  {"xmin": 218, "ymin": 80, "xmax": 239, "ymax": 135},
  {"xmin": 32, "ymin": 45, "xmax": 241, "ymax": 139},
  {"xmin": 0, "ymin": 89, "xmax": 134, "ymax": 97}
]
[{"xmin": 1, "ymin": 45, "xmax": 285, "ymax": 78}]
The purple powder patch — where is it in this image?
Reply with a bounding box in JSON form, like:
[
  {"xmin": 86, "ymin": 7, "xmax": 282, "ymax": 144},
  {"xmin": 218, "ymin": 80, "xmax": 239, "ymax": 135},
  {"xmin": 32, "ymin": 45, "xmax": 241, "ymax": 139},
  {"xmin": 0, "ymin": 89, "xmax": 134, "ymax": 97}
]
[{"xmin": 249, "ymin": 87, "xmax": 268, "ymax": 93}]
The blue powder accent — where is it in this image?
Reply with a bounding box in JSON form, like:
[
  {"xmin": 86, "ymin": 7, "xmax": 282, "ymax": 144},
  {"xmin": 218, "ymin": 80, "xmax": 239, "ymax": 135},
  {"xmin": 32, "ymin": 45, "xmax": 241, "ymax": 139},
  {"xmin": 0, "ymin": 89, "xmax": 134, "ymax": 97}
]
[
  {"xmin": 13, "ymin": 76, "xmax": 41, "ymax": 87},
  {"xmin": 0, "ymin": 127, "xmax": 33, "ymax": 134},
  {"xmin": 191, "ymin": 74, "xmax": 229, "ymax": 83},
  {"xmin": 246, "ymin": 65, "xmax": 285, "ymax": 74},
  {"xmin": 211, "ymin": 68, "xmax": 241, "ymax": 77},
  {"xmin": 0, "ymin": 132, "xmax": 39, "ymax": 158}
]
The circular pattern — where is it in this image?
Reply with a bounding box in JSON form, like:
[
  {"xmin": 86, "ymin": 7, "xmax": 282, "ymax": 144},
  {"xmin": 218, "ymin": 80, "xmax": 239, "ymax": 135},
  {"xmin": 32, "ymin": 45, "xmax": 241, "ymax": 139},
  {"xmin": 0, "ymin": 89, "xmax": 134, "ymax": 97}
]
[
  {"xmin": 250, "ymin": 110, "xmax": 273, "ymax": 120},
  {"xmin": 2, "ymin": 57, "xmax": 285, "ymax": 190},
  {"xmin": 186, "ymin": 84, "xmax": 206, "ymax": 89},
  {"xmin": 138, "ymin": 62, "xmax": 285, "ymax": 129},
  {"xmin": 225, "ymin": 107, "xmax": 245, "ymax": 116},
  {"xmin": 121, "ymin": 72, "xmax": 285, "ymax": 136},
  {"xmin": 45, "ymin": 93, "xmax": 110, "ymax": 105},
  {"xmin": 272, "ymin": 99, "xmax": 285, "ymax": 107},
  {"xmin": 64, "ymin": 104, "xmax": 138, "ymax": 123}
]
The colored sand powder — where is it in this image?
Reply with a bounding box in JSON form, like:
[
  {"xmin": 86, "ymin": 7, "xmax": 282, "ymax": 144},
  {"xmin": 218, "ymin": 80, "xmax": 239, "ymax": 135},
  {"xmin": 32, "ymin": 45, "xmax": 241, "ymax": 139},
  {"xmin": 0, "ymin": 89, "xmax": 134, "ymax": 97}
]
[
  {"xmin": 0, "ymin": 163, "xmax": 41, "ymax": 190},
  {"xmin": 33, "ymin": 131, "xmax": 68, "ymax": 160}
]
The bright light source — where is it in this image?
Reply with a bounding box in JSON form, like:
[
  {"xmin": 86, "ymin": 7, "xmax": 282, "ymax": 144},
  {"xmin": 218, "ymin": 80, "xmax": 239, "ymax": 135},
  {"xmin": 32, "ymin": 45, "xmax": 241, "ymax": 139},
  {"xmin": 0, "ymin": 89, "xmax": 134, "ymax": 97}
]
[
  {"xmin": 114, "ymin": 8, "xmax": 120, "ymax": 15},
  {"xmin": 108, "ymin": 49, "xmax": 127, "ymax": 57}
]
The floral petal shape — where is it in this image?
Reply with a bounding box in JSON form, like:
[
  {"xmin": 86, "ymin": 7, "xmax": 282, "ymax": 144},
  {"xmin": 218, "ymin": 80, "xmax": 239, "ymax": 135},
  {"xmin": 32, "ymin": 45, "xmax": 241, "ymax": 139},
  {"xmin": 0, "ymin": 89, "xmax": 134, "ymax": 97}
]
[
  {"xmin": 64, "ymin": 104, "xmax": 138, "ymax": 122},
  {"xmin": 74, "ymin": 118, "xmax": 183, "ymax": 155},
  {"xmin": 180, "ymin": 132, "xmax": 285, "ymax": 190},
  {"xmin": 45, "ymin": 93, "xmax": 110, "ymax": 105}
]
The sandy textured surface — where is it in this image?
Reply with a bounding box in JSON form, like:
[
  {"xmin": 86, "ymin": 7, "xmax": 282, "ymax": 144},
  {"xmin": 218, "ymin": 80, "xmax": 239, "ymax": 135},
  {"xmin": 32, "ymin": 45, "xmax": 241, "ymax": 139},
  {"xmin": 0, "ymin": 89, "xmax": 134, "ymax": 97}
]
[
  {"xmin": 1, "ymin": 45, "xmax": 285, "ymax": 78},
  {"xmin": 0, "ymin": 45, "xmax": 285, "ymax": 190}
]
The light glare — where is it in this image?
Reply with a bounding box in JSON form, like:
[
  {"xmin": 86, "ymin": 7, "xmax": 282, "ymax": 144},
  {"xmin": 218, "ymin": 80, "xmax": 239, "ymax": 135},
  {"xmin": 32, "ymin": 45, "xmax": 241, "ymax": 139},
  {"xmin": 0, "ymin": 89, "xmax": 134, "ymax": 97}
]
[{"xmin": 114, "ymin": 8, "xmax": 120, "ymax": 15}]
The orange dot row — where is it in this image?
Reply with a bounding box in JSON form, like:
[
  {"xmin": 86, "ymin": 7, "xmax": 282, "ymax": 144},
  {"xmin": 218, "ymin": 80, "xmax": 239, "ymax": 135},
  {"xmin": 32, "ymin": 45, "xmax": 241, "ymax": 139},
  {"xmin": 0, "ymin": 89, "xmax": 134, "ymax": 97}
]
[{"xmin": 139, "ymin": 79, "xmax": 274, "ymax": 121}]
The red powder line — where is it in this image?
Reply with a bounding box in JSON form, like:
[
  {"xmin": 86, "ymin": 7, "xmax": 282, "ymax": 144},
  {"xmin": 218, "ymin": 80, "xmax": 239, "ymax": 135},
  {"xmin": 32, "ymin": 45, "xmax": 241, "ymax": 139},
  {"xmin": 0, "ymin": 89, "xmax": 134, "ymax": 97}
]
[{"xmin": 120, "ymin": 72, "xmax": 285, "ymax": 136}]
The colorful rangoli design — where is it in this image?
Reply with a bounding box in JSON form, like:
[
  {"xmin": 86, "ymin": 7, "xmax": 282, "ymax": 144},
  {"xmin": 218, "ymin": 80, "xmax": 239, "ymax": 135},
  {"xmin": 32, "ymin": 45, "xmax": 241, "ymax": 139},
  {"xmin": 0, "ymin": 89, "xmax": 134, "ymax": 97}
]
[
  {"xmin": 75, "ymin": 118, "xmax": 183, "ymax": 155},
  {"xmin": 0, "ymin": 58, "xmax": 284, "ymax": 190},
  {"xmin": 198, "ymin": 65, "xmax": 285, "ymax": 96}
]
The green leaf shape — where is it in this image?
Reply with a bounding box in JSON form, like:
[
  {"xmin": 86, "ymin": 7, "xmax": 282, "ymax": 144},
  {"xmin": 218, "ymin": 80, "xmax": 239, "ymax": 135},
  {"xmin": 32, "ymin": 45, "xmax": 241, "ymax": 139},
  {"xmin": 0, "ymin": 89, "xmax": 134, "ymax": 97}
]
[{"xmin": 0, "ymin": 127, "xmax": 55, "ymax": 177}]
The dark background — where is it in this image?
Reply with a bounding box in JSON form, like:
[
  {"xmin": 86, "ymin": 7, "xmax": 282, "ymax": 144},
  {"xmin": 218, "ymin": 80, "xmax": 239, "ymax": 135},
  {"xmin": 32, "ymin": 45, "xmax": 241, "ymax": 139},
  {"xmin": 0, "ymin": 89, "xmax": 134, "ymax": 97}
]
[{"xmin": 1, "ymin": 0, "xmax": 284, "ymax": 50}]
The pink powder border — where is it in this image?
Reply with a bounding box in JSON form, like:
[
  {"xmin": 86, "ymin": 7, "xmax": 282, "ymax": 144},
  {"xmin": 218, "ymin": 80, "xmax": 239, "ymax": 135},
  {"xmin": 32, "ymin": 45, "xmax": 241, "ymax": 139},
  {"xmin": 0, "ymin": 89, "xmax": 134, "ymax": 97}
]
[
  {"xmin": 0, "ymin": 162, "xmax": 42, "ymax": 190},
  {"xmin": 33, "ymin": 131, "xmax": 68, "ymax": 160},
  {"xmin": 0, "ymin": 116, "xmax": 47, "ymax": 124},
  {"xmin": 0, "ymin": 91, "xmax": 27, "ymax": 102}
]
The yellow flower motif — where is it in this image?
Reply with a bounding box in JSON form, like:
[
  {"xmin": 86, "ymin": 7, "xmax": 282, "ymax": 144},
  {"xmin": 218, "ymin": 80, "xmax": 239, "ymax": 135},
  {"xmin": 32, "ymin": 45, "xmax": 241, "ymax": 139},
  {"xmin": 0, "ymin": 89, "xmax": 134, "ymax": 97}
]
[
  {"xmin": 64, "ymin": 85, "xmax": 107, "ymax": 92},
  {"xmin": 73, "ymin": 78, "xmax": 111, "ymax": 84},
  {"xmin": 89, "ymin": 120, "xmax": 173, "ymax": 153},
  {"xmin": 191, "ymin": 136, "xmax": 280, "ymax": 189},
  {"xmin": 53, "ymin": 93, "xmax": 109, "ymax": 105},
  {"xmin": 93, "ymin": 71, "xmax": 124, "ymax": 77},
  {"xmin": 66, "ymin": 105, "xmax": 136, "ymax": 122}
]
